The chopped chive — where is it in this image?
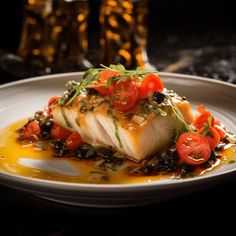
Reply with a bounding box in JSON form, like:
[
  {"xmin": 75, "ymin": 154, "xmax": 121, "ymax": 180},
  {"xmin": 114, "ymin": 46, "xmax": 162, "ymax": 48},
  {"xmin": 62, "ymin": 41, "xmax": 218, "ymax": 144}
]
[
  {"xmin": 75, "ymin": 118, "xmax": 80, "ymax": 127},
  {"xmin": 61, "ymin": 108, "xmax": 72, "ymax": 128},
  {"xmin": 229, "ymin": 160, "xmax": 236, "ymax": 164},
  {"xmin": 113, "ymin": 117, "xmax": 123, "ymax": 149}
]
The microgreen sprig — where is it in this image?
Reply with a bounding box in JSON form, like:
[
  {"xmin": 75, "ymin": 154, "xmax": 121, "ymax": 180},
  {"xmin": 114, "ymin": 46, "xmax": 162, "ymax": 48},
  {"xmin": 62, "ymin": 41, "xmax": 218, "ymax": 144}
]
[
  {"xmin": 58, "ymin": 64, "xmax": 159, "ymax": 106},
  {"xmin": 200, "ymin": 115, "xmax": 213, "ymax": 137},
  {"xmin": 101, "ymin": 64, "xmax": 158, "ymax": 86},
  {"xmin": 167, "ymin": 95, "xmax": 189, "ymax": 132}
]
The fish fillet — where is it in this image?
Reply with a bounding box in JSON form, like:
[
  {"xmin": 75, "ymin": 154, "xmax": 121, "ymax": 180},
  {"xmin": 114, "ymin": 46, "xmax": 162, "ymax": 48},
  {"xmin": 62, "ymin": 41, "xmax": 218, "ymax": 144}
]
[{"xmin": 51, "ymin": 93, "xmax": 191, "ymax": 161}]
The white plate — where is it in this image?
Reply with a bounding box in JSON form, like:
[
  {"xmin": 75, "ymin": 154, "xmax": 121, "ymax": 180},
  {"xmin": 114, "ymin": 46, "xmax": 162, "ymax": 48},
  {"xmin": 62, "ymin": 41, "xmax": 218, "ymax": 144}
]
[{"xmin": 0, "ymin": 72, "xmax": 236, "ymax": 208}]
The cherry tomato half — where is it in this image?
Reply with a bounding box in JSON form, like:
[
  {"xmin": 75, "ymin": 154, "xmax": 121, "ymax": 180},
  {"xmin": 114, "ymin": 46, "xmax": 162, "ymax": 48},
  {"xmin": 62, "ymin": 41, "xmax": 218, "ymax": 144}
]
[
  {"xmin": 50, "ymin": 124, "xmax": 71, "ymax": 140},
  {"xmin": 198, "ymin": 127, "xmax": 220, "ymax": 148},
  {"xmin": 65, "ymin": 132, "xmax": 83, "ymax": 149},
  {"xmin": 139, "ymin": 74, "xmax": 164, "ymax": 99},
  {"xmin": 100, "ymin": 69, "xmax": 120, "ymax": 81},
  {"xmin": 93, "ymin": 69, "xmax": 120, "ymax": 95},
  {"xmin": 197, "ymin": 104, "xmax": 207, "ymax": 114},
  {"xmin": 214, "ymin": 125, "xmax": 226, "ymax": 139},
  {"xmin": 22, "ymin": 120, "xmax": 41, "ymax": 139},
  {"xmin": 48, "ymin": 96, "xmax": 59, "ymax": 106},
  {"xmin": 111, "ymin": 80, "xmax": 138, "ymax": 112},
  {"xmin": 193, "ymin": 111, "xmax": 215, "ymax": 129},
  {"xmin": 93, "ymin": 81, "xmax": 110, "ymax": 95},
  {"xmin": 46, "ymin": 96, "xmax": 59, "ymax": 115},
  {"xmin": 176, "ymin": 132, "xmax": 211, "ymax": 165}
]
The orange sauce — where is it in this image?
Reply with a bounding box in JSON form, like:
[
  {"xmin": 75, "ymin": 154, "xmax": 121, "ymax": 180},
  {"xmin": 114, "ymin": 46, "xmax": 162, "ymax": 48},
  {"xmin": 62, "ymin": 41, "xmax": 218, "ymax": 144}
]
[{"xmin": 0, "ymin": 120, "xmax": 235, "ymax": 184}]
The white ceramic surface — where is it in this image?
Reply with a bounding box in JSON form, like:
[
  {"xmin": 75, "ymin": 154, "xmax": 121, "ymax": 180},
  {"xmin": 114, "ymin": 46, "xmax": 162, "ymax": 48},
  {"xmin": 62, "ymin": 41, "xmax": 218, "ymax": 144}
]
[{"xmin": 0, "ymin": 72, "xmax": 236, "ymax": 208}]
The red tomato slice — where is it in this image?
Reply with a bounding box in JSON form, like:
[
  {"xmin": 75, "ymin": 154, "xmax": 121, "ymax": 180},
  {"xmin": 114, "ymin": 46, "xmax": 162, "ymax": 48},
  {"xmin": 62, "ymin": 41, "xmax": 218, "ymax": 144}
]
[
  {"xmin": 95, "ymin": 87, "xmax": 110, "ymax": 95},
  {"xmin": 176, "ymin": 132, "xmax": 211, "ymax": 165},
  {"xmin": 93, "ymin": 69, "xmax": 120, "ymax": 95},
  {"xmin": 198, "ymin": 127, "xmax": 221, "ymax": 148},
  {"xmin": 197, "ymin": 105, "xmax": 207, "ymax": 114},
  {"xmin": 100, "ymin": 69, "xmax": 120, "ymax": 81},
  {"xmin": 139, "ymin": 74, "xmax": 164, "ymax": 99},
  {"xmin": 65, "ymin": 132, "xmax": 83, "ymax": 149},
  {"xmin": 214, "ymin": 119, "xmax": 221, "ymax": 126},
  {"xmin": 22, "ymin": 121, "xmax": 41, "ymax": 139},
  {"xmin": 111, "ymin": 80, "xmax": 138, "ymax": 112},
  {"xmin": 46, "ymin": 96, "xmax": 60, "ymax": 115},
  {"xmin": 193, "ymin": 105, "xmax": 217, "ymax": 129},
  {"xmin": 193, "ymin": 111, "xmax": 215, "ymax": 129},
  {"xmin": 213, "ymin": 125, "xmax": 226, "ymax": 139},
  {"xmin": 93, "ymin": 81, "xmax": 110, "ymax": 95},
  {"xmin": 48, "ymin": 96, "xmax": 59, "ymax": 106},
  {"xmin": 50, "ymin": 124, "xmax": 71, "ymax": 140}
]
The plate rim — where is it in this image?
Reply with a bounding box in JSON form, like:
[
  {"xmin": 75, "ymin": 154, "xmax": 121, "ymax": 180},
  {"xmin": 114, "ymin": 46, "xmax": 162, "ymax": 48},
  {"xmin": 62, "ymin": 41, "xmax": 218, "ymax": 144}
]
[
  {"xmin": 1, "ymin": 71, "xmax": 236, "ymax": 191},
  {"xmin": 1, "ymin": 164, "xmax": 236, "ymax": 192},
  {"xmin": 1, "ymin": 71, "xmax": 236, "ymax": 90}
]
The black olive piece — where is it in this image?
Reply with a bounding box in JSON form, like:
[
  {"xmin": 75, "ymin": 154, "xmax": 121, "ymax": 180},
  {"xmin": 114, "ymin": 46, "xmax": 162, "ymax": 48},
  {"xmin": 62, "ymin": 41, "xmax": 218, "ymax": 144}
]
[
  {"xmin": 210, "ymin": 151, "xmax": 221, "ymax": 160},
  {"xmin": 209, "ymin": 151, "xmax": 216, "ymax": 160},
  {"xmin": 96, "ymin": 147, "xmax": 114, "ymax": 160},
  {"xmin": 215, "ymin": 142, "xmax": 225, "ymax": 151},
  {"xmin": 75, "ymin": 144, "xmax": 97, "ymax": 159},
  {"xmin": 180, "ymin": 164, "xmax": 195, "ymax": 176},
  {"xmin": 141, "ymin": 166, "xmax": 152, "ymax": 175},
  {"xmin": 86, "ymin": 88, "xmax": 99, "ymax": 95},
  {"xmin": 152, "ymin": 92, "xmax": 166, "ymax": 104},
  {"xmin": 34, "ymin": 111, "xmax": 44, "ymax": 122},
  {"xmin": 41, "ymin": 120, "xmax": 53, "ymax": 135},
  {"xmin": 67, "ymin": 88, "xmax": 76, "ymax": 99},
  {"xmin": 53, "ymin": 140, "xmax": 66, "ymax": 157},
  {"xmin": 75, "ymin": 146, "xmax": 87, "ymax": 158},
  {"xmin": 154, "ymin": 156, "xmax": 178, "ymax": 172},
  {"xmin": 201, "ymin": 161, "xmax": 212, "ymax": 168},
  {"xmin": 146, "ymin": 150, "xmax": 179, "ymax": 174}
]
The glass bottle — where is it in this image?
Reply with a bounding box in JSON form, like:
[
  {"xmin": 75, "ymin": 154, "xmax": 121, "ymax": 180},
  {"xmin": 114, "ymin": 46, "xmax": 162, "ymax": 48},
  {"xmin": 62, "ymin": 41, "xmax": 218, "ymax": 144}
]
[
  {"xmin": 99, "ymin": 0, "xmax": 152, "ymax": 69},
  {"xmin": 18, "ymin": 0, "xmax": 91, "ymax": 73}
]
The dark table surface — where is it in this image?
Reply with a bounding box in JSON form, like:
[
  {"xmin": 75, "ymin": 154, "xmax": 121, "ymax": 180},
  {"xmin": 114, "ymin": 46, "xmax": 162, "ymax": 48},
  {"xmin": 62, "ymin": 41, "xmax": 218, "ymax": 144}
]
[{"xmin": 1, "ymin": 30, "xmax": 236, "ymax": 235}]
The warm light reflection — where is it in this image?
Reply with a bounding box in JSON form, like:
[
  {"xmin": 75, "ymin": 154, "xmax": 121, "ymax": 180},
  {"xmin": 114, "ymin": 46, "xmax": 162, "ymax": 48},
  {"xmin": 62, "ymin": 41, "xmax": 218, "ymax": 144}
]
[
  {"xmin": 18, "ymin": 0, "xmax": 90, "ymax": 72},
  {"xmin": 100, "ymin": 0, "xmax": 149, "ymax": 69}
]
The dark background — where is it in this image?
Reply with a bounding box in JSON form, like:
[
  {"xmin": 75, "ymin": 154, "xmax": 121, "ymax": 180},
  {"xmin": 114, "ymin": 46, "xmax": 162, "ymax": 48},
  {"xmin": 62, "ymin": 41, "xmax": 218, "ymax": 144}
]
[{"xmin": 0, "ymin": 0, "xmax": 235, "ymax": 52}]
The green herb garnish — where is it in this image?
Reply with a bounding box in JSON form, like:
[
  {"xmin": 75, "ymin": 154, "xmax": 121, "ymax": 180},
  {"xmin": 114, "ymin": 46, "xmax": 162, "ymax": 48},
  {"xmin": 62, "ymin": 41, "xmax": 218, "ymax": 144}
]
[
  {"xmin": 75, "ymin": 118, "xmax": 80, "ymax": 127},
  {"xmin": 107, "ymin": 109, "xmax": 123, "ymax": 148},
  {"xmin": 90, "ymin": 171, "xmax": 109, "ymax": 181},
  {"xmin": 207, "ymin": 115, "xmax": 213, "ymax": 126},
  {"xmin": 140, "ymin": 102, "xmax": 149, "ymax": 118},
  {"xmin": 172, "ymin": 126, "xmax": 186, "ymax": 142},
  {"xmin": 201, "ymin": 123, "xmax": 213, "ymax": 137},
  {"xmin": 58, "ymin": 64, "xmax": 159, "ymax": 106},
  {"xmin": 61, "ymin": 108, "xmax": 72, "ymax": 128},
  {"xmin": 113, "ymin": 116, "xmax": 123, "ymax": 149},
  {"xmin": 151, "ymin": 106, "xmax": 167, "ymax": 116},
  {"xmin": 101, "ymin": 64, "xmax": 158, "ymax": 86},
  {"xmin": 167, "ymin": 96, "xmax": 189, "ymax": 132},
  {"xmin": 229, "ymin": 160, "xmax": 236, "ymax": 164},
  {"xmin": 86, "ymin": 145, "xmax": 96, "ymax": 157},
  {"xmin": 99, "ymin": 159, "xmax": 123, "ymax": 171},
  {"xmin": 140, "ymin": 101, "xmax": 167, "ymax": 118},
  {"xmin": 59, "ymin": 70, "xmax": 100, "ymax": 105},
  {"xmin": 200, "ymin": 116, "xmax": 214, "ymax": 137}
]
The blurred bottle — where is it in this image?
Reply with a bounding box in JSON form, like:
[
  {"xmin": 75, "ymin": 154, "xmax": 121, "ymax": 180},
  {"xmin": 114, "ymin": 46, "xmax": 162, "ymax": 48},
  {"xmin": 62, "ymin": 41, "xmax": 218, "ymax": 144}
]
[
  {"xmin": 18, "ymin": 0, "xmax": 92, "ymax": 74},
  {"xmin": 99, "ymin": 0, "xmax": 153, "ymax": 69}
]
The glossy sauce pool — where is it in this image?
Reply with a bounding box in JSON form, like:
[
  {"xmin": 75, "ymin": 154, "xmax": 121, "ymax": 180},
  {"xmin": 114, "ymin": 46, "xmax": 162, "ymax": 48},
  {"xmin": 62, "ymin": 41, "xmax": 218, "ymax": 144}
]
[{"xmin": 0, "ymin": 120, "xmax": 236, "ymax": 184}]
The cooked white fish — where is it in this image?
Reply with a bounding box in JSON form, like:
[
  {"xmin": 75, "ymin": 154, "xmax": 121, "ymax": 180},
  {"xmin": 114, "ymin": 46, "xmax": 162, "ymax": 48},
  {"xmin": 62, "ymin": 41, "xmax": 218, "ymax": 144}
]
[{"xmin": 51, "ymin": 91, "xmax": 193, "ymax": 161}]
